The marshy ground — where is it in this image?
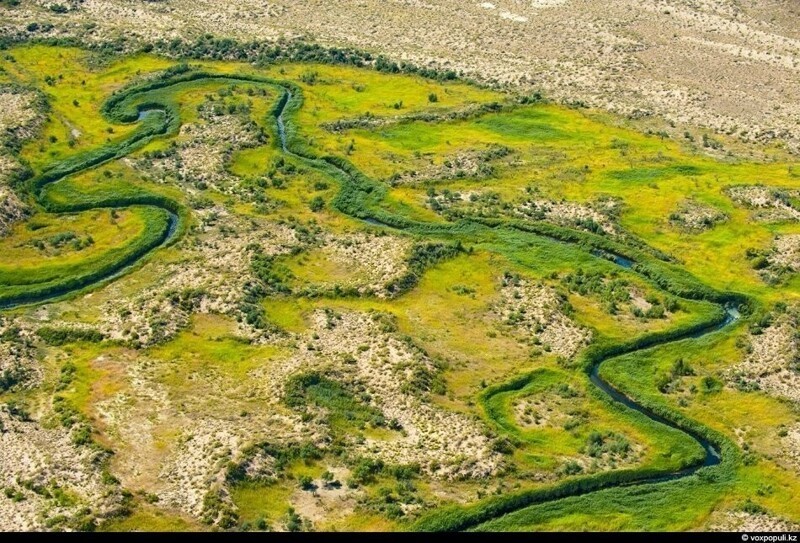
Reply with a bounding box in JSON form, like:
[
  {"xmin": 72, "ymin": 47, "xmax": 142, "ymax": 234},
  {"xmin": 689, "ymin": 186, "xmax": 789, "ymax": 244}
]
[{"xmin": 0, "ymin": 43, "xmax": 799, "ymax": 532}]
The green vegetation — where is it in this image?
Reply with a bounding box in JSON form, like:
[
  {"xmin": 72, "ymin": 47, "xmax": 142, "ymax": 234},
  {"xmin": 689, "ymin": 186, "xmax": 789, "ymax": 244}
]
[
  {"xmin": 1, "ymin": 43, "xmax": 799, "ymax": 533},
  {"xmin": 0, "ymin": 206, "xmax": 172, "ymax": 307},
  {"xmin": 284, "ymin": 372, "xmax": 387, "ymax": 432},
  {"xmin": 35, "ymin": 326, "xmax": 104, "ymax": 346}
]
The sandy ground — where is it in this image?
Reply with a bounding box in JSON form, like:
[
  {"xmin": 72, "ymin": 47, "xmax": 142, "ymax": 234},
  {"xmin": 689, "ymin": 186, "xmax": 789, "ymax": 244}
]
[
  {"xmin": 726, "ymin": 185, "xmax": 800, "ymax": 223},
  {"xmin": 668, "ymin": 199, "xmax": 728, "ymax": 232},
  {"xmin": 2, "ymin": 1, "xmax": 800, "ymax": 153},
  {"xmin": 709, "ymin": 510, "xmax": 800, "ymax": 532},
  {"xmin": 254, "ymin": 308, "xmax": 504, "ymax": 480},
  {"xmin": 495, "ymin": 275, "xmax": 591, "ymax": 359},
  {"xmin": 729, "ymin": 308, "xmax": 800, "ymax": 404},
  {"xmin": 0, "ymin": 89, "xmax": 39, "ymax": 235},
  {"xmin": 0, "ymin": 406, "xmax": 123, "ymax": 531}
]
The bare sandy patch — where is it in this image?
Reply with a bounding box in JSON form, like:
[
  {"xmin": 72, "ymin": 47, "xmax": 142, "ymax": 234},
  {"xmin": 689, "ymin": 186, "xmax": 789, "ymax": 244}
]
[
  {"xmin": 82, "ymin": 207, "xmax": 306, "ymax": 347},
  {"xmin": 516, "ymin": 199, "xmax": 618, "ymax": 236},
  {"xmin": 728, "ymin": 308, "xmax": 800, "ymax": 404},
  {"xmin": 0, "ymin": 406, "xmax": 123, "ymax": 531},
  {"xmin": 135, "ymin": 111, "xmax": 265, "ymax": 196},
  {"xmin": 303, "ymin": 231, "xmax": 413, "ymax": 297},
  {"xmin": 513, "ymin": 388, "xmax": 575, "ymax": 429},
  {"xmin": 726, "ymin": 186, "xmax": 800, "ymax": 223},
  {"xmin": 709, "ymin": 510, "xmax": 799, "ymax": 532},
  {"xmin": 254, "ymin": 309, "xmax": 504, "ymax": 480},
  {"xmin": 93, "ymin": 349, "xmax": 310, "ymax": 525},
  {"xmin": 494, "ymin": 273, "xmax": 591, "ymax": 360},
  {"xmin": 668, "ymin": 199, "xmax": 727, "ymax": 232},
  {"xmin": 0, "ymin": 185, "xmax": 29, "ymax": 236},
  {"xmin": 0, "ymin": 89, "xmax": 40, "ymax": 140},
  {"xmin": 780, "ymin": 423, "xmax": 800, "ymax": 476},
  {"xmin": 288, "ymin": 467, "xmax": 359, "ymax": 526},
  {"xmin": 0, "ymin": 316, "xmax": 40, "ymax": 391},
  {"xmin": 392, "ymin": 144, "xmax": 513, "ymax": 185},
  {"xmin": 6, "ymin": 0, "xmax": 800, "ymax": 155}
]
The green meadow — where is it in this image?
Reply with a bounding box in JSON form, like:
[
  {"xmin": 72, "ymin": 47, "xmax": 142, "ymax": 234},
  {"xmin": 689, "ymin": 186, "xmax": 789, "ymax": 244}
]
[{"xmin": 0, "ymin": 42, "xmax": 798, "ymax": 532}]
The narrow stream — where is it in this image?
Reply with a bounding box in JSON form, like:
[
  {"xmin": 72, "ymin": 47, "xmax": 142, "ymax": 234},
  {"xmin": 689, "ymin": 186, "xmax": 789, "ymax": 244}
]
[
  {"xmin": 271, "ymin": 86, "xmax": 742, "ymax": 525},
  {"xmin": 6, "ymin": 79, "xmax": 742, "ymax": 528}
]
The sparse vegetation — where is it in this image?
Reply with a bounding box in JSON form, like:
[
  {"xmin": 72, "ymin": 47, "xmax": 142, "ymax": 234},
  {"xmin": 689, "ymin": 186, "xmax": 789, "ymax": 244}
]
[{"xmin": 0, "ymin": 41, "xmax": 797, "ymax": 534}]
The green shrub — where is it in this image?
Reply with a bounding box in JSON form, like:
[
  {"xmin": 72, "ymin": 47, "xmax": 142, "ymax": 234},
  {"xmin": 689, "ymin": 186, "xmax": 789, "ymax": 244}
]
[
  {"xmin": 309, "ymin": 195, "xmax": 325, "ymax": 212},
  {"xmin": 36, "ymin": 327, "xmax": 104, "ymax": 346}
]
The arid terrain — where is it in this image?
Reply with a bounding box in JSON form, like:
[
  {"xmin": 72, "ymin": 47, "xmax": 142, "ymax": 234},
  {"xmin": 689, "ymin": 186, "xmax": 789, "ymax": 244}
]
[
  {"xmin": 1, "ymin": 0, "xmax": 800, "ymax": 535},
  {"xmin": 2, "ymin": 0, "xmax": 800, "ymax": 155}
]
